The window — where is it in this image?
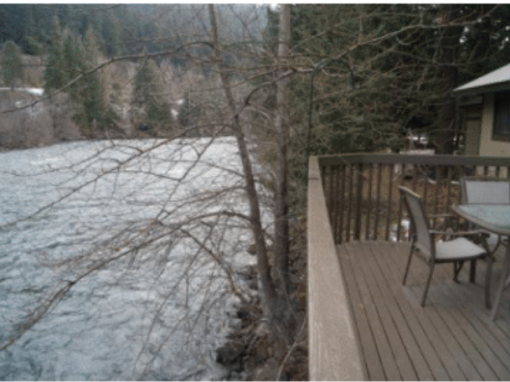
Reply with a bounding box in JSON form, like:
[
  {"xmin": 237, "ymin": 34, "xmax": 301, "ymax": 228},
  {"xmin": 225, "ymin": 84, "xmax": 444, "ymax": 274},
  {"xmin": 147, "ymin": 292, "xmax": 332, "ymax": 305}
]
[{"xmin": 493, "ymin": 90, "xmax": 510, "ymax": 141}]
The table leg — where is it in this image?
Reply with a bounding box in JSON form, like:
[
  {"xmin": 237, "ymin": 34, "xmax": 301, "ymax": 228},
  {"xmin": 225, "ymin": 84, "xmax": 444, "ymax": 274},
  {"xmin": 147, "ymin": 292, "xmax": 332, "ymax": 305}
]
[{"xmin": 491, "ymin": 238, "xmax": 510, "ymax": 321}]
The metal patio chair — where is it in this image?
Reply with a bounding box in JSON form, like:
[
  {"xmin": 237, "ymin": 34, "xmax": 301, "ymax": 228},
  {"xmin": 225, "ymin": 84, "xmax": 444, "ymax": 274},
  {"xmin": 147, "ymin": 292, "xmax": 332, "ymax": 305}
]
[
  {"xmin": 400, "ymin": 186, "xmax": 492, "ymax": 307},
  {"xmin": 461, "ymin": 176, "xmax": 510, "ymax": 254}
]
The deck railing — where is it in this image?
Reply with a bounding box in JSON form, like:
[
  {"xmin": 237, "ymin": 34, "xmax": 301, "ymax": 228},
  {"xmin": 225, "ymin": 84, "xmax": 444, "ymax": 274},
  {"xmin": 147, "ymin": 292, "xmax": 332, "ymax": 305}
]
[
  {"xmin": 319, "ymin": 154, "xmax": 510, "ymax": 244},
  {"xmin": 308, "ymin": 153, "xmax": 510, "ymax": 380}
]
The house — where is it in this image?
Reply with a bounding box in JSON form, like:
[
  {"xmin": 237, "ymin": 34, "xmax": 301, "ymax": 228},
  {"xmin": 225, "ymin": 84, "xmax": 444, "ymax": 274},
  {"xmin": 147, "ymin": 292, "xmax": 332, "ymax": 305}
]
[{"xmin": 454, "ymin": 62, "xmax": 510, "ymax": 156}]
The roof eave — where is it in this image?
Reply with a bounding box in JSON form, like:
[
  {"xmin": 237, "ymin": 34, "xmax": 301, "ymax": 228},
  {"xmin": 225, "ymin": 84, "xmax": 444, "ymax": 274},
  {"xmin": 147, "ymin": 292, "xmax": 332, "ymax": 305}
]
[{"xmin": 454, "ymin": 81, "xmax": 510, "ymax": 97}]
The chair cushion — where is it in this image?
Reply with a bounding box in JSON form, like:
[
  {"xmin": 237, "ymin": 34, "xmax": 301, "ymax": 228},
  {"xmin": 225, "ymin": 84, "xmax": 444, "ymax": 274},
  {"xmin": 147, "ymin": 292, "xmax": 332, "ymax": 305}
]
[{"xmin": 436, "ymin": 237, "xmax": 486, "ymax": 260}]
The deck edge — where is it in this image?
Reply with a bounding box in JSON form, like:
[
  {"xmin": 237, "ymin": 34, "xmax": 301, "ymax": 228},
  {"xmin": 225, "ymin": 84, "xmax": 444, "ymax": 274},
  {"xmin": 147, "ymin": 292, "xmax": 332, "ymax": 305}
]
[{"xmin": 308, "ymin": 156, "xmax": 365, "ymax": 381}]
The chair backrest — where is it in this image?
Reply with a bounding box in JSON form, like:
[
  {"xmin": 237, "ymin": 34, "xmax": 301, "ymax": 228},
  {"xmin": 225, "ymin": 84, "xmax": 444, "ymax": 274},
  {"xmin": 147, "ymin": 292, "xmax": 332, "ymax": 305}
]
[
  {"xmin": 461, "ymin": 177, "xmax": 510, "ymax": 204},
  {"xmin": 399, "ymin": 186, "xmax": 435, "ymax": 258}
]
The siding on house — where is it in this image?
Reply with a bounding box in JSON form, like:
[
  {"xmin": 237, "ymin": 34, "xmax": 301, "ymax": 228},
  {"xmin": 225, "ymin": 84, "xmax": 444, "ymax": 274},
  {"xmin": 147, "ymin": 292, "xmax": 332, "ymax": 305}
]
[
  {"xmin": 465, "ymin": 117, "xmax": 481, "ymax": 156},
  {"xmin": 479, "ymin": 94, "xmax": 510, "ymax": 156}
]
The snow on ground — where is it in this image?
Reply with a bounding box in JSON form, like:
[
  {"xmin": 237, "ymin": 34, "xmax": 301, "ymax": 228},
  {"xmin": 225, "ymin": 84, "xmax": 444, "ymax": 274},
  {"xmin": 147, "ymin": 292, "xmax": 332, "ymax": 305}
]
[{"xmin": 0, "ymin": 87, "xmax": 44, "ymax": 96}]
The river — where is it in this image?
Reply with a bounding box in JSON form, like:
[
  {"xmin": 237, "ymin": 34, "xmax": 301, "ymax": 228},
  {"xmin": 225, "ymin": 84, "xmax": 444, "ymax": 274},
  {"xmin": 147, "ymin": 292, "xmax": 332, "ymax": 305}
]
[{"xmin": 0, "ymin": 137, "xmax": 262, "ymax": 380}]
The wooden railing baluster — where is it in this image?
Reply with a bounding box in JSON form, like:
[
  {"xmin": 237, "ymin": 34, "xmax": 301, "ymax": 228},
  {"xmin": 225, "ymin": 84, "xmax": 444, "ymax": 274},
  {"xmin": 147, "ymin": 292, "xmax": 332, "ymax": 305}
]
[
  {"xmin": 354, "ymin": 164, "xmax": 363, "ymax": 240},
  {"xmin": 333, "ymin": 166, "xmax": 340, "ymax": 244},
  {"xmin": 412, "ymin": 163, "xmax": 417, "ymax": 191},
  {"xmin": 433, "ymin": 166, "xmax": 440, "ymax": 229},
  {"xmin": 374, "ymin": 163, "xmax": 382, "ymax": 240},
  {"xmin": 366, "ymin": 163, "xmax": 373, "ymax": 240},
  {"xmin": 346, "ymin": 165, "xmax": 353, "ymax": 242},
  {"xmin": 396, "ymin": 169, "xmax": 404, "ymax": 242},
  {"xmin": 385, "ymin": 164, "xmax": 394, "ymax": 241},
  {"xmin": 317, "ymin": 155, "xmax": 510, "ymax": 244},
  {"xmin": 338, "ymin": 165, "xmax": 345, "ymax": 244},
  {"xmin": 331, "ymin": 166, "xmax": 338, "ymax": 243},
  {"xmin": 445, "ymin": 166, "xmax": 453, "ymax": 215},
  {"xmin": 423, "ymin": 166, "xmax": 429, "ymax": 218}
]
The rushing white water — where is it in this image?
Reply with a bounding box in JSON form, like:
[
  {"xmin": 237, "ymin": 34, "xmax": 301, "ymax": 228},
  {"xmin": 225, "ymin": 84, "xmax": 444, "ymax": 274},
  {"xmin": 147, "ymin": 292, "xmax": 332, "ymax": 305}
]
[{"xmin": 0, "ymin": 137, "xmax": 264, "ymax": 380}]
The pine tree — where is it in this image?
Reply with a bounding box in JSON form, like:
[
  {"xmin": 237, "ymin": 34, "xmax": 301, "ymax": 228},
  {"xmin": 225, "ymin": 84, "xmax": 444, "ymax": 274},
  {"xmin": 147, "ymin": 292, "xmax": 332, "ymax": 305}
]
[
  {"xmin": 73, "ymin": 27, "xmax": 117, "ymax": 130},
  {"xmin": 62, "ymin": 31, "xmax": 86, "ymax": 99},
  {"xmin": 133, "ymin": 59, "xmax": 169, "ymax": 124},
  {"xmin": 44, "ymin": 18, "xmax": 67, "ymax": 93},
  {"xmin": 1, "ymin": 40, "xmax": 24, "ymax": 88},
  {"xmin": 25, "ymin": 37, "xmax": 43, "ymax": 56}
]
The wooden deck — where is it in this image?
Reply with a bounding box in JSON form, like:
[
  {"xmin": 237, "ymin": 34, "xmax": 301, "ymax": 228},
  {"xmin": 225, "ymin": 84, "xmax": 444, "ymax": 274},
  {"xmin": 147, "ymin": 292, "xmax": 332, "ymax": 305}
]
[{"xmin": 337, "ymin": 241, "xmax": 510, "ymax": 381}]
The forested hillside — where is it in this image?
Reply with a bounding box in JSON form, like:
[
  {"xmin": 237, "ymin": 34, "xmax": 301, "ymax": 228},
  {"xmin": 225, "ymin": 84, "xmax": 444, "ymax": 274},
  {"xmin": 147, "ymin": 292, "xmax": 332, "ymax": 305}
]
[
  {"xmin": 0, "ymin": 5, "xmax": 266, "ymax": 59},
  {"xmin": 0, "ymin": 4, "xmax": 267, "ymax": 147}
]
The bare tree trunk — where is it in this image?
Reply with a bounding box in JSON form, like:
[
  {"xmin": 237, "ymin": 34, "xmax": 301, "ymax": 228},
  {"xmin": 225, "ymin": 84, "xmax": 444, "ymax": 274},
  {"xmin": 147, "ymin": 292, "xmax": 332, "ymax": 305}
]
[
  {"xmin": 208, "ymin": 4, "xmax": 297, "ymax": 344},
  {"xmin": 273, "ymin": 4, "xmax": 291, "ymax": 297},
  {"xmin": 437, "ymin": 5, "xmax": 460, "ymax": 155},
  {"xmin": 207, "ymin": 4, "xmax": 278, "ymax": 314}
]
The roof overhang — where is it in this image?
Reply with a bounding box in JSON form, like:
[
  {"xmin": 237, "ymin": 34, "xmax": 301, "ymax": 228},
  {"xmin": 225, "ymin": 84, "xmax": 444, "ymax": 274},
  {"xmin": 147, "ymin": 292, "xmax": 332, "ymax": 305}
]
[
  {"xmin": 454, "ymin": 62, "xmax": 510, "ymax": 97},
  {"xmin": 454, "ymin": 81, "xmax": 510, "ymax": 97}
]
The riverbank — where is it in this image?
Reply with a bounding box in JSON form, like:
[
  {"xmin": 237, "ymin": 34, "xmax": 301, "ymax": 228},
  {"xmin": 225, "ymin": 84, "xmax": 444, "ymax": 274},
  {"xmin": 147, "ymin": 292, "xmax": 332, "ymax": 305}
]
[{"xmin": 217, "ymin": 221, "xmax": 308, "ymax": 381}]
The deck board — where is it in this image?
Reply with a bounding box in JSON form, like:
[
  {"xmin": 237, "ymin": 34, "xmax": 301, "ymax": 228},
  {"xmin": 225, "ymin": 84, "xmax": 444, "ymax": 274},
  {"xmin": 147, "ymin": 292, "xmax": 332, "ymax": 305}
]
[
  {"xmin": 354, "ymin": 242, "xmax": 451, "ymax": 381},
  {"xmin": 337, "ymin": 241, "xmax": 510, "ymax": 381}
]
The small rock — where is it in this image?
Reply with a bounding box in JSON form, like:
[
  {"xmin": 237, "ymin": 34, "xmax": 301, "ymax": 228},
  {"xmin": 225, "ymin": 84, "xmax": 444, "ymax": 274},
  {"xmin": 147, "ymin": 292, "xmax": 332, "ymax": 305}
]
[
  {"xmin": 216, "ymin": 343, "xmax": 244, "ymax": 372},
  {"xmin": 247, "ymin": 244, "xmax": 256, "ymax": 255}
]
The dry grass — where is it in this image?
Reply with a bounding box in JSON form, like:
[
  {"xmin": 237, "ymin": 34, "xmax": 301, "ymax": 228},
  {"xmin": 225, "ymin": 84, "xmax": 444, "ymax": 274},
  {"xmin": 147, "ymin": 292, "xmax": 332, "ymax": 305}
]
[{"xmin": 0, "ymin": 91, "xmax": 81, "ymax": 149}]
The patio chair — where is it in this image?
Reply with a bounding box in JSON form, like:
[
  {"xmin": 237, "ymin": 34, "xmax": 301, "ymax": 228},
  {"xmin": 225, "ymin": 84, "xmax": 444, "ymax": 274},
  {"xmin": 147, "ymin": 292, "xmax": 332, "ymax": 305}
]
[
  {"xmin": 461, "ymin": 176, "xmax": 510, "ymax": 254},
  {"xmin": 399, "ymin": 186, "xmax": 492, "ymax": 307}
]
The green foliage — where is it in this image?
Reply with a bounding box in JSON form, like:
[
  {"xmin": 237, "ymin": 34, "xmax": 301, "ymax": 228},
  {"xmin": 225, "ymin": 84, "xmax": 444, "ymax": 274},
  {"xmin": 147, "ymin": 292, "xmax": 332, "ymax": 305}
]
[
  {"xmin": 44, "ymin": 19, "xmax": 67, "ymax": 92},
  {"xmin": 73, "ymin": 28, "xmax": 117, "ymax": 130},
  {"xmin": 133, "ymin": 59, "xmax": 169, "ymax": 124},
  {"xmin": 1, "ymin": 40, "xmax": 23, "ymax": 88},
  {"xmin": 44, "ymin": 25, "xmax": 117, "ymax": 131},
  {"xmin": 25, "ymin": 36, "xmax": 43, "ymax": 56}
]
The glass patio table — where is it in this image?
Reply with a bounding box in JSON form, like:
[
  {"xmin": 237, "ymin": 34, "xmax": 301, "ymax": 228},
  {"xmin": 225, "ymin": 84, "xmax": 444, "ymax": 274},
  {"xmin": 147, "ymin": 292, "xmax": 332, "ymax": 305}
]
[{"xmin": 451, "ymin": 204, "xmax": 510, "ymax": 320}]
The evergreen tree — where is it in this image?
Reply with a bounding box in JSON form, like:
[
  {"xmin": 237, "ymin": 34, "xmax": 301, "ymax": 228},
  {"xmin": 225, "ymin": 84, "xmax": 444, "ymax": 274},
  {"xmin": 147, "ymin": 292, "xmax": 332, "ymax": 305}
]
[
  {"xmin": 62, "ymin": 30, "xmax": 86, "ymax": 98},
  {"xmin": 1, "ymin": 40, "xmax": 24, "ymax": 88},
  {"xmin": 25, "ymin": 36, "xmax": 43, "ymax": 56},
  {"xmin": 133, "ymin": 59, "xmax": 169, "ymax": 123},
  {"xmin": 100, "ymin": 13, "xmax": 120, "ymax": 57},
  {"xmin": 44, "ymin": 18, "xmax": 67, "ymax": 93},
  {"xmin": 73, "ymin": 27, "xmax": 117, "ymax": 130}
]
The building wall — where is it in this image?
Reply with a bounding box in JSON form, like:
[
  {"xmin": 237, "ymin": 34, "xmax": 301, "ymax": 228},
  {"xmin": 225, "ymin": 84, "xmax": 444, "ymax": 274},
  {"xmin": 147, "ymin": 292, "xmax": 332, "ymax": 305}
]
[
  {"xmin": 464, "ymin": 110, "xmax": 482, "ymax": 156},
  {"xmin": 479, "ymin": 93, "xmax": 510, "ymax": 157}
]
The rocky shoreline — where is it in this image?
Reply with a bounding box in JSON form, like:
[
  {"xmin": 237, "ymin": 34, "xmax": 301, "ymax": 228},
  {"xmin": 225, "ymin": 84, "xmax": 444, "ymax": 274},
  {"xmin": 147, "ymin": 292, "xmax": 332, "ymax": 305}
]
[{"xmin": 215, "ymin": 226, "xmax": 308, "ymax": 381}]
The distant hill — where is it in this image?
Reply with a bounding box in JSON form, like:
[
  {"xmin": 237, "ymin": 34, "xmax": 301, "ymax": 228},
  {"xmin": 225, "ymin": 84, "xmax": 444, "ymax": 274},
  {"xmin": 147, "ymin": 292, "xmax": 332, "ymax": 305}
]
[{"xmin": 0, "ymin": 4, "xmax": 267, "ymax": 61}]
